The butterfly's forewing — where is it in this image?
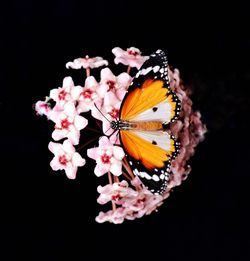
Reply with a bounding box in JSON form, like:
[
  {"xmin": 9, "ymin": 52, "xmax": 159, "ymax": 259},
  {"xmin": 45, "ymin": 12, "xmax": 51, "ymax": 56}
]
[{"xmin": 119, "ymin": 50, "xmax": 181, "ymax": 194}]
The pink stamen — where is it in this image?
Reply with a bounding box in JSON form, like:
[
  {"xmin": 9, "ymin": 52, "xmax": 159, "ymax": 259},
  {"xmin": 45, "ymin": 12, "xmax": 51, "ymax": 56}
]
[
  {"xmin": 82, "ymin": 88, "xmax": 93, "ymax": 99},
  {"xmin": 101, "ymin": 153, "xmax": 111, "ymax": 164},
  {"xmin": 58, "ymin": 90, "xmax": 67, "ymax": 100},
  {"xmin": 111, "ymin": 194, "xmax": 122, "ymax": 201},
  {"xmin": 106, "ymin": 80, "xmax": 116, "ymax": 91},
  {"xmin": 108, "ymin": 107, "xmax": 119, "ymax": 119},
  {"xmin": 59, "ymin": 155, "xmax": 68, "ymax": 165},
  {"xmin": 128, "ymin": 50, "xmax": 139, "ymax": 56},
  {"xmin": 61, "ymin": 119, "xmax": 71, "ymax": 129}
]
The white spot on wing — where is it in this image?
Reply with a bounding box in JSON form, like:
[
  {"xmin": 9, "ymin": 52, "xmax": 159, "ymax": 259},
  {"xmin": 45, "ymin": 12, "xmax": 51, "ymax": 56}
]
[
  {"xmin": 141, "ymin": 67, "xmax": 152, "ymax": 75},
  {"xmin": 134, "ymin": 169, "xmax": 139, "ymax": 176},
  {"xmin": 160, "ymin": 174, "xmax": 165, "ymax": 180},
  {"xmin": 152, "ymin": 175, "xmax": 160, "ymax": 182},
  {"xmin": 143, "ymin": 172, "xmax": 151, "ymax": 180},
  {"xmin": 160, "ymin": 68, "xmax": 164, "ymax": 74},
  {"xmin": 153, "ymin": 65, "xmax": 160, "ymax": 73}
]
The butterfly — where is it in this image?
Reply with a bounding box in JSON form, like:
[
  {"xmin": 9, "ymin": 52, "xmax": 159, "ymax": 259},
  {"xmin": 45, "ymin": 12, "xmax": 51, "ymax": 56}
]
[{"xmin": 110, "ymin": 49, "xmax": 181, "ymax": 194}]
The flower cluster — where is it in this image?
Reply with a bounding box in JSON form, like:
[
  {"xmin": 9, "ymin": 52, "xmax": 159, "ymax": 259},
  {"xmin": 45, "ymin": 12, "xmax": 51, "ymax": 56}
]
[{"xmin": 35, "ymin": 47, "xmax": 206, "ymax": 224}]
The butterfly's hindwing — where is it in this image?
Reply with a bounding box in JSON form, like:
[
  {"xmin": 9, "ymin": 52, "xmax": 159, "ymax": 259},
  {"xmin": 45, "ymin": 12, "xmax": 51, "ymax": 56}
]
[{"xmin": 127, "ymin": 155, "xmax": 171, "ymax": 194}]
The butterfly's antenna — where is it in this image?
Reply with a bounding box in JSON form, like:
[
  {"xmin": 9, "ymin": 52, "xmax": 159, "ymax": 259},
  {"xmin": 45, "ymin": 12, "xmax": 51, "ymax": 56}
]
[
  {"xmin": 93, "ymin": 103, "xmax": 111, "ymax": 123},
  {"xmin": 104, "ymin": 126, "xmax": 112, "ymax": 135},
  {"xmin": 114, "ymin": 131, "xmax": 120, "ymax": 145},
  {"xmin": 107, "ymin": 129, "xmax": 118, "ymax": 139}
]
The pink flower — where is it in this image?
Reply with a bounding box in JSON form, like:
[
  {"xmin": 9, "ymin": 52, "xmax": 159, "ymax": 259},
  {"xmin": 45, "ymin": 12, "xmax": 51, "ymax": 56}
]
[
  {"xmin": 49, "ymin": 77, "xmax": 75, "ymax": 109},
  {"xmin": 48, "ymin": 139, "xmax": 85, "ymax": 179},
  {"xmin": 122, "ymin": 188, "xmax": 164, "ymax": 217},
  {"xmin": 66, "ymin": 55, "xmax": 108, "ymax": 69},
  {"xmin": 103, "ymin": 92, "xmax": 121, "ymax": 119},
  {"xmin": 91, "ymin": 68, "xmax": 131, "ymax": 122},
  {"xmin": 71, "ymin": 76, "xmax": 105, "ymax": 113},
  {"xmin": 97, "ymin": 180, "xmax": 138, "ymax": 205},
  {"xmin": 87, "ymin": 136, "xmax": 125, "ymax": 176},
  {"xmin": 166, "ymin": 68, "xmax": 207, "ymax": 191},
  {"xmin": 99, "ymin": 92, "xmax": 121, "ymax": 142},
  {"xmin": 99, "ymin": 68, "xmax": 131, "ymax": 100},
  {"xmin": 52, "ymin": 102, "xmax": 88, "ymax": 145},
  {"xmin": 95, "ymin": 208, "xmax": 127, "ymax": 224},
  {"xmin": 95, "ymin": 185, "xmax": 166, "ymax": 223},
  {"xmin": 112, "ymin": 47, "xmax": 149, "ymax": 69},
  {"xmin": 34, "ymin": 97, "xmax": 51, "ymax": 117}
]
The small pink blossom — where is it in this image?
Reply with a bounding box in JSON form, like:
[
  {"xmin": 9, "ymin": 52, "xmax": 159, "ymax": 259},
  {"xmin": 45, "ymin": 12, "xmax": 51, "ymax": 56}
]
[
  {"xmin": 122, "ymin": 188, "xmax": 164, "ymax": 217},
  {"xmin": 66, "ymin": 55, "xmax": 108, "ymax": 69},
  {"xmin": 71, "ymin": 76, "xmax": 104, "ymax": 113},
  {"xmin": 99, "ymin": 68, "xmax": 131, "ymax": 100},
  {"xmin": 48, "ymin": 139, "xmax": 85, "ymax": 179},
  {"xmin": 87, "ymin": 136, "xmax": 125, "ymax": 176},
  {"xmin": 112, "ymin": 47, "xmax": 149, "ymax": 69},
  {"xmin": 52, "ymin": 102, "xmax": 88, "ymax": 145},
  {"xmin": 90, "ymin": 68, "xmax": 131, "ymax": 123},
  {"xmin": 97, "ymin": 180, "xmax": 138, "ymax": 205},
  {"xmin": 49, "ymin": 77, "xmax": 75, "ymax": 109},
  {"xmin": 95, "ymin": 208, "xmax": 127, "ymax": 224},
  {"xmin": 34, "ymin": 97, "xmax": 51, "ymax": 117}
]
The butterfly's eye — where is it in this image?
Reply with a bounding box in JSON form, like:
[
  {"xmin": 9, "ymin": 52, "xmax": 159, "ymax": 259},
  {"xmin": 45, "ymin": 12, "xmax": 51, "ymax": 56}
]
[{"xmin": 110, "ymin": 121, "xmax": 118, "ymax": 130}]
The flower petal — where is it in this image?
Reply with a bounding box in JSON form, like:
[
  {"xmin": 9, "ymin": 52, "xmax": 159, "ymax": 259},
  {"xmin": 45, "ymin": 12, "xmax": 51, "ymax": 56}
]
[
  {"xmin": 65, "ymin": 166, "xmax": 77, "ymax": 179},
  {"xmin": 62, "ymin": 139, "xmax": 75, "ymax": 154},
  {"xmin": 48, "ymin": 141, "xmax": 61, "ymax": 154},
  {"xmin": 50, "ymin": 157, "xmax": 61, "ymax": 171},
  {"xmin": 64, "ymin": 102, "xmax": 76, "ymax": 117},
  {"xmin": 72, "ymin": 152, "xmax": 85, "ymax": 167},
  {"xmin": 74, "ymin": 115, "xmax": 88, "ymax": 130},
  {"xmin": 100, "ymin": 68, "xmax": 116, "ymax": 82},
  {"xmin": 67, "ymin": 129, "xmax": 80, "ymax": 145},
  {"xmin": 87, "ymin": 148, "xmax": 98, "ymax": 160},
  {"xmin": 110, "ymin": 161, "xmax": 122, "ymax": 176},
  {"xmin": 52, "ymin": 129, "xmax": 68, "ymax": 141},
  {"xmin": 63, "ymin": 76, "xmax": 74, "ymax": 88},
  {"xmin": 71, "ymin": 85, "xmax": 83, "ymax": 100},
  {"xmin": 94, "ymin": 164, "xmax": 108, "ymax": 177},
  {"xmin": 113, "ymin": 146, "xmax": 125, "ymax": 160},
  {"xmin": 99, "ymin": 136, "xmax": 111, "ymax": 147},
  {"xmin": 85, "ymin": 76, "xmax": 98, "ymax": 89}
]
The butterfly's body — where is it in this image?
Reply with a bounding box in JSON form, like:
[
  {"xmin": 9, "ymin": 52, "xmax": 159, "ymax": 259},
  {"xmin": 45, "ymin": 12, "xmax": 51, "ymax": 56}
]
[
  {"xmin": 111, "ymin": 120, "xmax": 163, "ymax": 131},
  {"xmin": 111, "ymin": 49, "xmax": 181, "ymax": 194}
]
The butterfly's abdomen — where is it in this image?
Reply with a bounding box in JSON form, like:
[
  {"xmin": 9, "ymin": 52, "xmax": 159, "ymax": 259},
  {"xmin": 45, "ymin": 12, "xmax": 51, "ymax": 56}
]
[{"xmin": 130, "ymin": 121, "xmax": 163, "ymax": 131}]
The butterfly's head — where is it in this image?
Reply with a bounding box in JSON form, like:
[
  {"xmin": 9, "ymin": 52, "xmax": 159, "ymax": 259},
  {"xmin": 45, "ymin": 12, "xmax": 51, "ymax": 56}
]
[
  {"xmin": 110, "ymin": 120, "xmax": 130, "ymax": 130},
  {"xmin": 110, "ymin": 120, "xmax": 119, "ymax": 130}
]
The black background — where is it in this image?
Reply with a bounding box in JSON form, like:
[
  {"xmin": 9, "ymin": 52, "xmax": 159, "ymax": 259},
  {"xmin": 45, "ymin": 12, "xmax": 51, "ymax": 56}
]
[{"xmin": 1, "ymin": 1, "xmax": 250, "ymax": 260}]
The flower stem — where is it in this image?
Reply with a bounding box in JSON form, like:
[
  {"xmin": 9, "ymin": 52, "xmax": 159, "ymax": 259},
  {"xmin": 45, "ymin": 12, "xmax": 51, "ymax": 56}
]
[
  {"xmin": 122, "ymin": 157, "xmax": 135, "ymax": 179},
  {"xmin": 127, "ymin": 66, "xmax": 131, "ymax": 74},
  {"xmin": 108, "ymin": 171, "xmax": 113, "ymax": 184},
  {"xmin": 77, "ymin": 136, "xmax": 99, "ymax": 151},
  {"xmin": 108, "ymin": 172, "xmax": 117, "ymax": 211},
  {"xmin": 95, "ymin": 119, "xmax": 102, "ymax": 130},
  {"xmin": 86, "ymin": 67, "xmax": 90, "ymax": 77},
  {"xmin": 114, "ymin": 176, "xmax": 119, "ymax": 183},
  {"xmin": 85, "ymin": 126, "xmax": 102, "ymax": 134},
  {"xmin": 122, "ymin": 171, "xmax": 132, "ymax": 181}
]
